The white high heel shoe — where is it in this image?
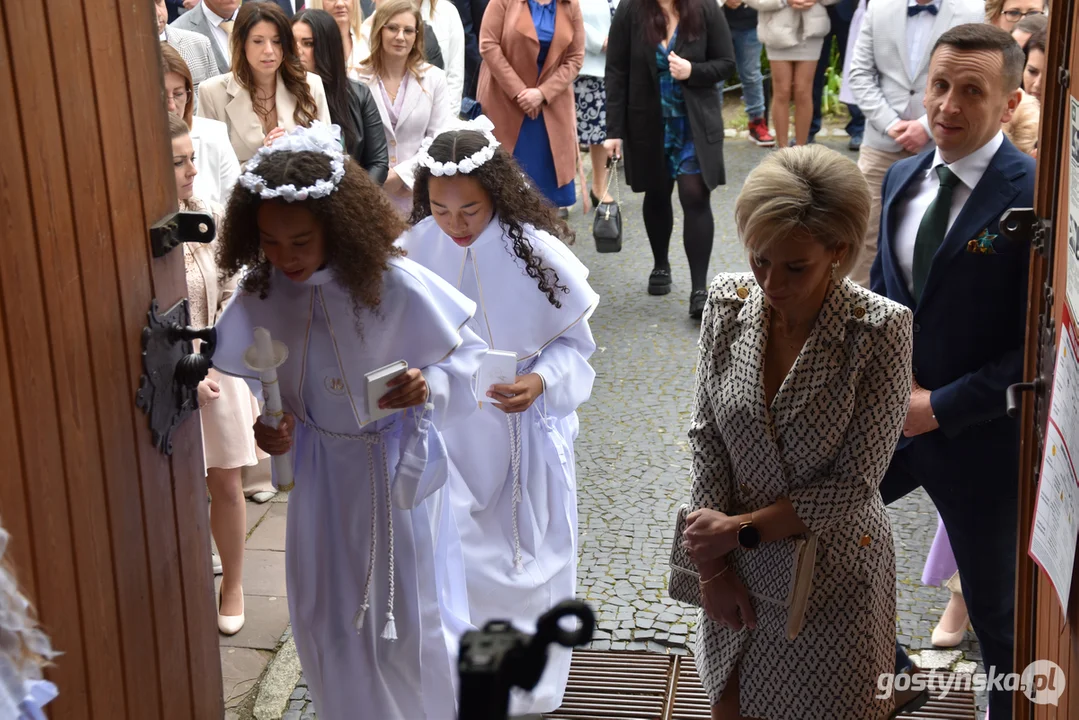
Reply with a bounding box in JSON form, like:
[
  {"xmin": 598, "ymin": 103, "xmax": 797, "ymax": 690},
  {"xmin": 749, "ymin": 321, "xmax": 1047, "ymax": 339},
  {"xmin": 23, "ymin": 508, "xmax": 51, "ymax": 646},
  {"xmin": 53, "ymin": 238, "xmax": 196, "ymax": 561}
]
[{"xmin": 218, "ymin": 587, "xmax": 245, "ymax": 636}]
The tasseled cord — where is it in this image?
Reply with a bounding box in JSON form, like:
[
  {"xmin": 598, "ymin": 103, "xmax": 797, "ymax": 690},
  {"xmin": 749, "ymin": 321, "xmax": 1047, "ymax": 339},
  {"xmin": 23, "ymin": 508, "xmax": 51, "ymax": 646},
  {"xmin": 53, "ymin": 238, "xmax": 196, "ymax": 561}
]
[
  {"xmin": 353, "ymin": 430, "xmax": 398, "ymax": 641},
  {"xmin": 508, "ymin": 413, "xmax": 524, "ymax": 572}
]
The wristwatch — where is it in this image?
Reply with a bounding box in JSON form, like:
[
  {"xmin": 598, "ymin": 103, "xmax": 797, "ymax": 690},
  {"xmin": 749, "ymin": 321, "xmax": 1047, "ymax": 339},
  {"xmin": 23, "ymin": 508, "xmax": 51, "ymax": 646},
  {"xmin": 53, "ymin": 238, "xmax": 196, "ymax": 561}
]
[{"xmin": 737, "ymin": 518, "xmax": 761, "ymax": 550}]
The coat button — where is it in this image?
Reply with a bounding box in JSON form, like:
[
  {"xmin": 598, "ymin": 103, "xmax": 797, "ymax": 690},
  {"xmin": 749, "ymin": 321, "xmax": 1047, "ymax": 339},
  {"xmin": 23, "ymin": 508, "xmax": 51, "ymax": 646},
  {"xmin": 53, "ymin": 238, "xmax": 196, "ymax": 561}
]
[
  {"xmin": 739, "ymin": 481, "xmax": 748, "ymax": 493},
  {"xmin": 852, "ymin": 306, "xmax": 866, "ymax": 319},
  {"xmin": 860, "ymin": 535, "xmax": 872, "ymax": 547},
  {"xmin": 913, "ymin": 323, "xmax": 921, "ymax": 332},
  {"xmin": 390, "ymin": 139, "xmax": 396, "ymax": 146},
  {"xmin": 910, "ymin": 89, "xmax": 915, "ymax": 96},
  {"xmin": 735, "ymin": 287, "xmax": 749, "ymax": 299}
]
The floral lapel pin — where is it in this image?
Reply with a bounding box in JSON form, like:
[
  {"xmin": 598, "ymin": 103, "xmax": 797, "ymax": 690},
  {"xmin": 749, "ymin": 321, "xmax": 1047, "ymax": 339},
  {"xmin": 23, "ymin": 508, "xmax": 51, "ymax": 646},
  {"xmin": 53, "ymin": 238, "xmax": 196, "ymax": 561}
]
[{"xmin": 966, "ymin": 228, "xmax": 999, "ymax": 255}]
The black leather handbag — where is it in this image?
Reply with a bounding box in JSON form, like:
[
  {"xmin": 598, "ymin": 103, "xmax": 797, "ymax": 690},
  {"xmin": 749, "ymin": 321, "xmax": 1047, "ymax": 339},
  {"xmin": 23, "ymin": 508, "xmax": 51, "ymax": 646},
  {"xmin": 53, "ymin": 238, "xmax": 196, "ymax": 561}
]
[{"xmin": 592, "ymin": 156, "xmax": 622, "ymax": 253}]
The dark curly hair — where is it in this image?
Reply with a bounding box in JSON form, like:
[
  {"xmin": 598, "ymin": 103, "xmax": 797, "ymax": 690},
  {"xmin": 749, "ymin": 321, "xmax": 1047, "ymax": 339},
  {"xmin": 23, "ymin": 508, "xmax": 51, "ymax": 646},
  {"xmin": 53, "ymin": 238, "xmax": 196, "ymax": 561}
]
[
  {"xmin": 218, "ymin": 150, "xmax": 405, "ymax": 313},
  {"xmin": 409, "ymin": 130, "xmax": 573, "ymax": 307}
]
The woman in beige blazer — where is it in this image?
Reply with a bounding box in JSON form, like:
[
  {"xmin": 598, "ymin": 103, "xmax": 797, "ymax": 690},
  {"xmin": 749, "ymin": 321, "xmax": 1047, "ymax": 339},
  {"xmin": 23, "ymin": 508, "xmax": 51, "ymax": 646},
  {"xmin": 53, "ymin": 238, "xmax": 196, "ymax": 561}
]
[
  {"xmin": 197, "ymin": 1, "xmax": 332, "ymax": 164},
  {"xmin": 682, "ymin": 146, "xmax": 912, "ymax": 719},
  {"xmin": 170, "ymin": 114, "xmax": 265, "ymax": 637},
  {"xmin": 355, "ymin": 0, "xmax": 452, "ymax": 215}
]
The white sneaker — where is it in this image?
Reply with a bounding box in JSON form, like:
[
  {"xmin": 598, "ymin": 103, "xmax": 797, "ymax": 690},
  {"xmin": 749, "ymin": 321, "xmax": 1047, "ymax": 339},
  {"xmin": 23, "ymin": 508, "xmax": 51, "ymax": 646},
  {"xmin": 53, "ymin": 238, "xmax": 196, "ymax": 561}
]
[
  {"xmin": 250, "ymin": 491, "xmax": 276, "ymax": 504},
  {"xmin": 212, "ymin": 554, "xmax": 223, "ymax": 575}
]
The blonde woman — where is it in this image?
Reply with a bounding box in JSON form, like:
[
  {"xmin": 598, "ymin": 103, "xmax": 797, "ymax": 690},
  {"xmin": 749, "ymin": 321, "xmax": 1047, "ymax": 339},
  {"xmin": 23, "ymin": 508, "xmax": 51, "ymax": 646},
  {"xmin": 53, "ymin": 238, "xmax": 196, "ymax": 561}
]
[
  {"xmin": 308, "ymin": 0, "xmax": 367, "ymax": 74},
  {"xmin": 985, "ymin": 0, "xmax": 1045, "ymax": 32},
  {"xmin": 170, "ymin": 113, "xmax": 266, "ymax": 635},
  {"xmin": 683, "ymin": 145, "xmax": 912, "ymax": 720},
  {"xmin": 356, "ymin": 0, "xmax": 451, "ymax": 213},
  {"xmin": 355, "ymin": 0, "xmax": 448, "ymax": 76}
]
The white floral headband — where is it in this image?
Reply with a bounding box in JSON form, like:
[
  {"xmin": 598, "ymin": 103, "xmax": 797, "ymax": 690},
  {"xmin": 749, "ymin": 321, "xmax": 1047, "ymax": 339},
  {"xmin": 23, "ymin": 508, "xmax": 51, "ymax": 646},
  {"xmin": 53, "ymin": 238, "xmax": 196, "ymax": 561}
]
[
  {"xmin": 238, "ymin": 122, "xmax": 346, "ymax": 202},
  {"xmin": 415, "ymin": 116, "xmax": 501, "ymax": 177}
]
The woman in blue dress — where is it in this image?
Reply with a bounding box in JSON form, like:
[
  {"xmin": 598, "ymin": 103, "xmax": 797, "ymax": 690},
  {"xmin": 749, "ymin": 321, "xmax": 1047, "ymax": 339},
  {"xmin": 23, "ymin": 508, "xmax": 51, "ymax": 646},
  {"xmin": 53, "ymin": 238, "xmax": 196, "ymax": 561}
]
[{"xmin": 477, "ymin": 0, "xmax": 585, "ymax": 210}]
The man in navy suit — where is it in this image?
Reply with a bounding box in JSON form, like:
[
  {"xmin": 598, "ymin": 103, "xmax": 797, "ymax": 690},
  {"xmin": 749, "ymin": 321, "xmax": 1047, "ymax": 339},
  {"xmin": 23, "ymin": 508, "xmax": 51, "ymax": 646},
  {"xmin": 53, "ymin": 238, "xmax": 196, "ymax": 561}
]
[{"xmin": 871, "ymin": 23, "xmax": 1031, "ymax": 720}]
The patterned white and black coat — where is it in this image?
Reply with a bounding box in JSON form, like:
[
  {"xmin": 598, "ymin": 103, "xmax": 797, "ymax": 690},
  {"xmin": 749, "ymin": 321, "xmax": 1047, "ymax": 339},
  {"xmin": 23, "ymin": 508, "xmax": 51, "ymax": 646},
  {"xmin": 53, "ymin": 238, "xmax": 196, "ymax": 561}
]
[{"xmin": 690, "ymin": 273, "xmax": 913, "ymax": 720}]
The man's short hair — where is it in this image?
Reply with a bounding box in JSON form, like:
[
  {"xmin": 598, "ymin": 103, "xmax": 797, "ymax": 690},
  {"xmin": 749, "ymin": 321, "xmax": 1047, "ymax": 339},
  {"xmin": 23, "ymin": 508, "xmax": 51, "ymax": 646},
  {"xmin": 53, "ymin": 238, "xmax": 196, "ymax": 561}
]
[
  {"xmin": 932, "ymin": 23, "xmax": 1026, "ymax": 92},
  {"xmin": 1014, "ymin": 13, "xmax": 1048, "ymax": 36}
]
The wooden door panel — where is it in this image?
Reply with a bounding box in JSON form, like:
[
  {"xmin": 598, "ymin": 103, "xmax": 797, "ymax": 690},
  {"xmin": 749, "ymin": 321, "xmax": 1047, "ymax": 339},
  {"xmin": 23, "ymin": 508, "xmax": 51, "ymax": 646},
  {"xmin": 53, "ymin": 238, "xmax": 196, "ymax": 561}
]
[
  {"xmin": 0, "ymin": 2, "xmax": 91, "ymax": 716},
  {"xmin": 0, "ymin": 0, "xmax": 224, "ymax": 715},
  {"xmin": 115, "ymin": 0, "xmax": 222, "ymax": 716}
]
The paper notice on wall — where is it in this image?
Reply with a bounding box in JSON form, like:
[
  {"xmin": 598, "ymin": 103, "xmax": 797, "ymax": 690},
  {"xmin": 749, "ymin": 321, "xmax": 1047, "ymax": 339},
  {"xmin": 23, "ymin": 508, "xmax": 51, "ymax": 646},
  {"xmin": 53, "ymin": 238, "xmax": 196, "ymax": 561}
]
[
  {"xmin": 1066, "ymin": 97, "xmax": 1079, "ymax": 314},
  {"xmin": 1029, "ymin": 304, "xmax": 1079, "ymax": 614}
]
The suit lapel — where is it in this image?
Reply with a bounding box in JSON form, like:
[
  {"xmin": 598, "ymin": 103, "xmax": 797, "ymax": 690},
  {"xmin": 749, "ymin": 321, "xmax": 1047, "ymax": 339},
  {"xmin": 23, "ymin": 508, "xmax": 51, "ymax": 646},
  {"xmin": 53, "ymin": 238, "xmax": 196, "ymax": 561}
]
[
  {"xmin": 727, "ymin": 288, "xmax": 788, "ymax": 501},
  {"xmin": 277, "ymin": 74, "xmax": 298, "ymax": 129},
  {"xmin": 359, "ymin": 73, "xmax": 397, "ymax": 144},
  {"xmin": 396, "ymin": 73, "xmax": 424, "ymax": 131},
  {"xmin": 883, "ymin": 151, "xmax": 933, "ymax": 309},
  {"xmin": 515, "ymin": 0, "xmax": 540, "ymax": 60},
  {"xmin": 770, "ymin": 280, "xmax": 848, "ymax": 430},
  {"xmin": 224, "ymin": 74, "xmax": 264, "ymax": 161},
  {"xmin": 885, "ymin": 1, "xmax": 914, "ymax": 84},
  {"xmin": 915, "ymin": 2, "xmax": 954, "ymax": 79},
  {"xmin": 918, "ymin": 148, "xmax": 1024, "ymax": 307},
  {"xmin": 197, "ymin": 6, "xmax": 230, "ymax": 73},
  {"xmin": 540, "ymin": 0, "xmax": 570, "ymax": 79}
]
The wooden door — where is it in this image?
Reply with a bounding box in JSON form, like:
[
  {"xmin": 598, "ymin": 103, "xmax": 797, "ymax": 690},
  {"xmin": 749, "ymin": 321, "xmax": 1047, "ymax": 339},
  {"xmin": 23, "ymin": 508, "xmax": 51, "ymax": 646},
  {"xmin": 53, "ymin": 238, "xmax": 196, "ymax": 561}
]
[
  {"xmin": 1014, "ymin": 0, "xmax": 1079, "ymax": 717},
  {"xmin": 0, "ymin": 1, "xmax": 222, "ymax": 718}
]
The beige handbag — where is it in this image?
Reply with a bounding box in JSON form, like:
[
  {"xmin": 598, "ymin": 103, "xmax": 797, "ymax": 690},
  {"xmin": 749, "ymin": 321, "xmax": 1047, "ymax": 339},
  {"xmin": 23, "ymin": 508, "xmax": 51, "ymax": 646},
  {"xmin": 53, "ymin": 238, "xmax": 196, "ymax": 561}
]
[{"xmin": 667, "ymin": 503, "xmax": 819, "ymax": 640}]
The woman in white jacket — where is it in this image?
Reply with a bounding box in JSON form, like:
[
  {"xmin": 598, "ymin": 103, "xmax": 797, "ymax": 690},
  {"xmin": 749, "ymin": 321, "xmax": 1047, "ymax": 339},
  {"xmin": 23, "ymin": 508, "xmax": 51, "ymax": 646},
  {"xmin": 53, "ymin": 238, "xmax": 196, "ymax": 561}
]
[{"xmin": 744, "ymin": 0, "xmax": 838, "ymax": 148}]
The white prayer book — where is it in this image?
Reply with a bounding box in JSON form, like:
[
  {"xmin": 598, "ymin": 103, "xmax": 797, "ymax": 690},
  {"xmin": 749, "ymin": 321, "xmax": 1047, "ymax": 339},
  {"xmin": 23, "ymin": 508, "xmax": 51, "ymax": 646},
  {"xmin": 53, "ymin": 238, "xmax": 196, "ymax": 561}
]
[
  {"xmin": 365, "ymin": 360, "xmax": 408, "ymax": 422},
  {"xmin": 478, "ymin": 350, "xmax": 518, "ymax": 397}
]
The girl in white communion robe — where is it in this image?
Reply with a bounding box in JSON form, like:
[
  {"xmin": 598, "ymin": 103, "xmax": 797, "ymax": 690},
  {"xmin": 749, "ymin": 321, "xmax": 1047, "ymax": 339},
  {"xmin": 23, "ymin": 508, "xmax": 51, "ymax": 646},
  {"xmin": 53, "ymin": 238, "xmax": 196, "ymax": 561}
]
[
  {"xmin": 210, "ymin": 123, "xmax": 486, "ymax": 720},
  {"xmin": 399, "ymin": 121, "xmax": 600, "ymax": 716},
  {"xmin": 0, "ymin": 527, "xmax": 58, "ymax": 720}
]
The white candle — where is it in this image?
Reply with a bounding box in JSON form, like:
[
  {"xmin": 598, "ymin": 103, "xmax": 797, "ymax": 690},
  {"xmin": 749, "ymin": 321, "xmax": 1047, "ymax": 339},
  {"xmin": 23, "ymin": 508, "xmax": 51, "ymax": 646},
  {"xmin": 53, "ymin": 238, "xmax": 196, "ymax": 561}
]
[{"xmin": 248, "ymin": 327, "xmax": 294, "ymax": 491}]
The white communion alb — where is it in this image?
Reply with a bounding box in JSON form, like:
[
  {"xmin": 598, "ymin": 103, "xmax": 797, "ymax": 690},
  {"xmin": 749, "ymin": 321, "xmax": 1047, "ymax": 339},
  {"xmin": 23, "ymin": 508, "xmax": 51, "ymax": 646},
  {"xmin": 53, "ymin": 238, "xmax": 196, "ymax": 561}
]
[
  {"xmin": 400, "ymin": 216, "xmax": 599, "ymax": 715},
  {"xmin": 212, "ymin": 258, "xmax": 486, "ymax": 720}
]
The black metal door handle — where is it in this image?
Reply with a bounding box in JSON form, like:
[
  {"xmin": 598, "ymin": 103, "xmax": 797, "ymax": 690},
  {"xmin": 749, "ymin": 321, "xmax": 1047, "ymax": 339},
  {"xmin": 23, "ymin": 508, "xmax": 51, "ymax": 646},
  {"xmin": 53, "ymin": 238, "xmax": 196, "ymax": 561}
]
[
  {"xmin": 1006, "ymin": 379, "xmax": 1042, "ymax": 418},
  {"xmin": 173, "ymin": 326, "xmax": 216, "ymax": 388}
]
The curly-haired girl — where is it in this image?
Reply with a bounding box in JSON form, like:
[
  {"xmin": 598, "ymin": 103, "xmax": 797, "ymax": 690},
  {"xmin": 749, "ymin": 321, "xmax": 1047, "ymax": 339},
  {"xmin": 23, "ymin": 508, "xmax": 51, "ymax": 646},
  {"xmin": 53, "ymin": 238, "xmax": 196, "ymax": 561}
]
[
  {"xmin": 400, "ymin": 123, "xmax": 600, "ymax": 715},
  {"xmin": 211, "ymin": 123, "xmax": 486, "ymax": 720}
]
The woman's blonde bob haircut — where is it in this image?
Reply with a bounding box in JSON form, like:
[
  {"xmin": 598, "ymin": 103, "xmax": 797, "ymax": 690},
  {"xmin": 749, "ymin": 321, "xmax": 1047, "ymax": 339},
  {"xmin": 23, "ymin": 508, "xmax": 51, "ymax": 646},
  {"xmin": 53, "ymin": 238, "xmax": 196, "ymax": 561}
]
[{"xmin": 735, "ymin": 144, "xmax": 870, "ymax": 279}]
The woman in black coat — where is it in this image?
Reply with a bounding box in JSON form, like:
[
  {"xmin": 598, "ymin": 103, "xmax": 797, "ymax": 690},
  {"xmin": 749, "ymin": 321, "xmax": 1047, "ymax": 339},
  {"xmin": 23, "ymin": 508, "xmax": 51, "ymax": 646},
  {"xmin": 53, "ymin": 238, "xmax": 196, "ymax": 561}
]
[
  {"xmin": 294, "ymin": 8, "xmax": 390, "ymax": 184},
  {"xmin": 604, "ymin": 0, "xmax": 734, "ymax": 318}
]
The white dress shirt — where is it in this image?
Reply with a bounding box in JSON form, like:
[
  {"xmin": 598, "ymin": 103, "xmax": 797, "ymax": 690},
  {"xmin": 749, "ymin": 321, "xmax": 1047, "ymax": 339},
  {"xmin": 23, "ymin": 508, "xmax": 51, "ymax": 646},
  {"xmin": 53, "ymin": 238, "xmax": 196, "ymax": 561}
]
[
  {"xmin": 894, "ymin": 131, "xmax": 1005, "ymax": 294},
  {"xmin": 906, "ymin": 0, "xmax": 940, "ymax": 79},
  {"xmin": 202, "ymin": 2, "xmax": 237, "ymax": 63}
]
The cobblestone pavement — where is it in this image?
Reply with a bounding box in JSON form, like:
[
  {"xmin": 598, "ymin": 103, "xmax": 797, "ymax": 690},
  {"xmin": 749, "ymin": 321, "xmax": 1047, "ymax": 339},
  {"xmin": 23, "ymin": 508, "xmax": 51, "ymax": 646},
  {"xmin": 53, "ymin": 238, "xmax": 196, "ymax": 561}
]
[{"xmin": 282, "ymin": 137, "xmax": 988, "ymax": 718}]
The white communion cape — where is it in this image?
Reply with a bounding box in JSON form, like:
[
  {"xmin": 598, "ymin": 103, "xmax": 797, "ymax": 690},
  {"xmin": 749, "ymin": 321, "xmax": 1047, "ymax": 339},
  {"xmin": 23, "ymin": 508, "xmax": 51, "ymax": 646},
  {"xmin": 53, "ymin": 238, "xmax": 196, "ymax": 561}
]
[
  {"xmin": 213, "ymin": 257, "xmax": 486, "ymax": 720},
  {"xmin": 399, "ymin": 216, "xmax": 599, "ymax": 715}
]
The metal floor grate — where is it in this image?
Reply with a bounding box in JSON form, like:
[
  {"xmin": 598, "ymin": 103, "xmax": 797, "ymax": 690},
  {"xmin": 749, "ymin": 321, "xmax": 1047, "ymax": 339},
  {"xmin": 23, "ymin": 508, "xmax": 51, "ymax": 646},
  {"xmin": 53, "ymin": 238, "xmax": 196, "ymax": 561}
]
[{"xmin": 546, "ymin": 651, "xmax": 977, "ymax": 720}]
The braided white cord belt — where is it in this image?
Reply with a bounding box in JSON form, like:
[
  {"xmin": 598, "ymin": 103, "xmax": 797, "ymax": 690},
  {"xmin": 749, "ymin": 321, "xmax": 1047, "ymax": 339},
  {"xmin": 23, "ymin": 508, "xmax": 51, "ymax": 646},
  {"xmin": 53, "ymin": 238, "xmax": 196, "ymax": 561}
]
[
  {"xmin": 508, "ymin": 412, "xmax": 524, "ymax": 572},
  {"xmin": 303, "ymin": 420, "xmax": 399, "ymax": 641}
]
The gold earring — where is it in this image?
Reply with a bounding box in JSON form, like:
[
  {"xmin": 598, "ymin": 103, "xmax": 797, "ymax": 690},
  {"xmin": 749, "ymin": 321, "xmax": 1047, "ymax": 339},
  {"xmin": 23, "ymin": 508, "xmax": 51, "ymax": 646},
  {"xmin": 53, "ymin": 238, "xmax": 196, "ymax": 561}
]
[{"xmin": 830, "ymin": 260, "xmax": 840, "ymax": 280}]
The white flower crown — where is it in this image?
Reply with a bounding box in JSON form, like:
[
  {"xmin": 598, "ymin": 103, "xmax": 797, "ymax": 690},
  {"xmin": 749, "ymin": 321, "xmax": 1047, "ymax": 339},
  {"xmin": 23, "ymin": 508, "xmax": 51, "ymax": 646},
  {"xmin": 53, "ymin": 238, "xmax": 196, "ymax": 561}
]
[
  {"xmin": 415, "ymin": 115, "xmax": 501, "ymax": 177},
  {"xmin": 237, "ymin": 122, "xmax": 346, "ymax": 202}
]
